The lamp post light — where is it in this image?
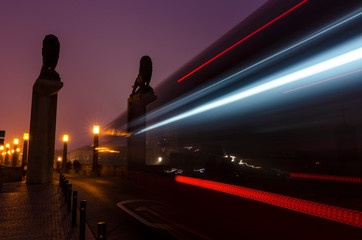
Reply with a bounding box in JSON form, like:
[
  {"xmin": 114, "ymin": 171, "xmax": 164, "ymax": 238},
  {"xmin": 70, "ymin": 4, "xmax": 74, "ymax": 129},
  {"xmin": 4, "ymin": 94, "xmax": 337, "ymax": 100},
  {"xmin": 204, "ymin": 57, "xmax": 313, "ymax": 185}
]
[
  {"xmin": 22, "ymin": 133, "xmax": 29, "ymax": 168},
  {"xmin": 12, "ymin": 138, "xmax": 19, "ymax": 167},
  {"xmin": 62, "ymin": 135, "xmax": 69, "ymax": 172},
  {"xmin": 5, "ymin": 143, "xmax": 10, "ymax": 165},
  {"xmin": 0, "ymin": 145, "xmax": 4, "ymax": 165},
  {"xmin": 92, "ymin": 125, "xmax": 100, "ymax": 175}
]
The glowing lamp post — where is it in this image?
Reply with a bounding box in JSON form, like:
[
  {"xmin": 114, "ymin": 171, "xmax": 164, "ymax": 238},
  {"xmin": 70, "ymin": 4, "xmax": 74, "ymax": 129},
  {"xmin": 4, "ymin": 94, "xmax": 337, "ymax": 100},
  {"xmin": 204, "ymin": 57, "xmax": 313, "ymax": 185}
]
[
  {"xmin": 12, "ymin": 138, "xmax": 19, "ymax": 166},
  {"xmin": 0, "ymin": 145, "xmax": 4, "ymax": 165},
  {"xmin": 92, "ymin": 125, "xmax": 99, "ymax": 174},
  {"xmin": 22, "ymin": 133, "xmax": 29, "ymax": 168},
  {"xmin": 62, "ymin": 134, "xmax": 69, "ymax": 171},
  {"xmin": 5, "ymin": 143, "xmax": 10, "ymax": 165}
]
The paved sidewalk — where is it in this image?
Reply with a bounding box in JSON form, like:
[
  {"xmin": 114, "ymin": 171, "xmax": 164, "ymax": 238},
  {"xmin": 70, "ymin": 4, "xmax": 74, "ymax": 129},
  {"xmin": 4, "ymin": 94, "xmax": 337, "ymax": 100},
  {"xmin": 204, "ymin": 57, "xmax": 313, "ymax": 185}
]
[{"xmin": 0, "ymin": 180, "xmax": 94, "ymax": 240}]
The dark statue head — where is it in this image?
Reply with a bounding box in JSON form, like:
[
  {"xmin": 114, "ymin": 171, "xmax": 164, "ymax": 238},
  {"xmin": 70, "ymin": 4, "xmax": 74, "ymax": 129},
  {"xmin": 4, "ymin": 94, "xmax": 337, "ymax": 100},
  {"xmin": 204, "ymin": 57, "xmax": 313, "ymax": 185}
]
[
  {"xmin": 131, "ymin": 55, "xmax": 153, "ymax": 95},
  {"xmin": 42, "ymin": 34, "xmax": 60, "ymax": 70},
  {"xmin": 139, "ymin": 55, "xmax": 152, "ymax": 85},
  {"xmin": 39, "ymin": 34, "xmax": 60, "ymax": 80}
]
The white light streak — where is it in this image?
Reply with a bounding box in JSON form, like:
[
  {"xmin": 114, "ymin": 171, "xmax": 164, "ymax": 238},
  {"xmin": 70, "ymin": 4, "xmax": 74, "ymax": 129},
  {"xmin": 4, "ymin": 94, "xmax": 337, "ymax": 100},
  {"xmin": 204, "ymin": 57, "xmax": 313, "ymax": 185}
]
[
  {"xmin": 144, "ymin": 11, "xmax": 362, "ymax": 123},
  {"xmin": 137, "ymin": 47, "xmax": 362, "ymax": 134}
]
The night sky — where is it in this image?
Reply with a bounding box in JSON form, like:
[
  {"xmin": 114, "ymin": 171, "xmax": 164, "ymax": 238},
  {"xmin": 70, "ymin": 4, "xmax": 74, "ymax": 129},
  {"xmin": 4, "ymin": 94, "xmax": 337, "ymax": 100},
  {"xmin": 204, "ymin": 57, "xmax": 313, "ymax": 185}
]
[{"xmin": 0, "ymin": 0, "xmax": 267, "ymax": 150}]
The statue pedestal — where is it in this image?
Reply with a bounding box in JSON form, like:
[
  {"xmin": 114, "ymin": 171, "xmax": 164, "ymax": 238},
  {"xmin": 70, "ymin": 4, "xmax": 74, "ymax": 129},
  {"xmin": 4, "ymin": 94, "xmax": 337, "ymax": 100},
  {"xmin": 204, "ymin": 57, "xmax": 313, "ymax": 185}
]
[
  {"xmin": 127, "ymin": 88, "xmax": 156, "ymax": 172},
  {"xmin": 27, "ymin": 78, "xmax": 63, "ymax": 183}
]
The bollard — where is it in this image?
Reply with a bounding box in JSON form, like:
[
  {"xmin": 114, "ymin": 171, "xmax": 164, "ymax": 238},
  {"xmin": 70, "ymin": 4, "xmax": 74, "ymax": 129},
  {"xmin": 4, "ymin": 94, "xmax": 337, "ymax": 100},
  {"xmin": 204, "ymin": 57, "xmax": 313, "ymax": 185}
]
[
  {"xmin": 97, "ymin": 222, "xmax": 106, "ymax": 240},
  {"xmin": 79, "ymin": 200, "xmax": 87, "ymax": 240},
  {"xmin": 64, "ymin": 180, "xmax": 69, "ymax": 197},
  {"xmin": 72, "ymin": 191, "xmax": 77, "ymax": 226},
  {"xmin": 60, "ymin": 174, "xmax": 64, "ymax": 189},
  {"xmin": 67, "ymin": 184, "xmax": 72, "ymax": 212}
]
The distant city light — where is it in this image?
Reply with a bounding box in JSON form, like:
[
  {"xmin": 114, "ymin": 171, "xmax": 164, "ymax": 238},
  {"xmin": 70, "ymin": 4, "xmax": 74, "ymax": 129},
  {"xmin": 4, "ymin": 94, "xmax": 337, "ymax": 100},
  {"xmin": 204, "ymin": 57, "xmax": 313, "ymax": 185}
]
[
  {"xmin": 95, "ymin": 147, "xmax": 120, "ymax": 153},
  {"xmin": 13, "ymin": 138, "xmax": 19, "ymax": 145},
  {"xmin": 158, "ymin": 157, "xmax": 163, "ymax": 163},
  {"xmin": 57, "ymin": 156, "xmax": 62, "ymax": 162}
]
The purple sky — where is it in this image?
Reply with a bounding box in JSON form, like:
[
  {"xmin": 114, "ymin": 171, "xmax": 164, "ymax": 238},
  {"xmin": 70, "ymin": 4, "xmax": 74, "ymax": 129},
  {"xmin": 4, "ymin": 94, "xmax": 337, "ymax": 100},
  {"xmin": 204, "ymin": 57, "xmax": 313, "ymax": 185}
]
[{"xmin": 0, "ymin": 0, "xmax": 267, "ymax": 150}]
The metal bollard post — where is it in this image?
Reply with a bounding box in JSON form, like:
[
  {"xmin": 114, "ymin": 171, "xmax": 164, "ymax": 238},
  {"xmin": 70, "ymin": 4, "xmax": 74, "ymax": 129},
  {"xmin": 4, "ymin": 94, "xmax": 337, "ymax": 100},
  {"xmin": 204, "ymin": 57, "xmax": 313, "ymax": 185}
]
[
  {"xmin": 67, "ymin": 184, "xmax": 72, "ymax": 212},
  {"xmin": 79, "ymin": 200, "xmax": 87, "ymax": 240},
  {"xmin": 72, "ymin": 191, "xmax": 77, "ymax": 226},
  {"xmin": 64, "ymin": 180, "xmax": 69, "ymax": 197},
  {"xmin": 97, "ymin": 222, "xmax": 106, "ymax": 240}
]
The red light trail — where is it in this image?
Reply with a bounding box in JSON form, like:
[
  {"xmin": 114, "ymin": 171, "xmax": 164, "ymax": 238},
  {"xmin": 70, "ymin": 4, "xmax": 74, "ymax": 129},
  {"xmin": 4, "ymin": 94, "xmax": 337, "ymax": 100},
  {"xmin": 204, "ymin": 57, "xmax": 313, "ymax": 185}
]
[
  {"xmin": 177, "ymin": 0, "xmax": 309, "ymax": 83},
  {"xmin": 290, "ymin": 172, "xmax": 362, "ymax": 184},
  {"xmin": 283, "ymin": 69, "xmax": 362, "ymax": 93},
  {"xmin": 175, "ymin": 175, "xmax": 362, "ymax": 228}
]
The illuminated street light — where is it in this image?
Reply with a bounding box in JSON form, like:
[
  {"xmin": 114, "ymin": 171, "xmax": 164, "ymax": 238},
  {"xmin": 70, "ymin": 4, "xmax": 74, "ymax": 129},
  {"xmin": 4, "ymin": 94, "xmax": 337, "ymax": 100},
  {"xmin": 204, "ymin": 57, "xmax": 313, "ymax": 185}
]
[
  {"xmin": 63, "ymin": 134, "xmax": 69, "ymax": 142},
  {"xmin": 22, "ymin": 133, "xmax": 29, "ymax": 169},
  {"xmin": 93, "ymin": 125, "xmax": 100, "ymax": 135},
  {"xmin": 62, "ymin": 134, "xmax": 69, "ymax": 171},
  {"xmin": 0, "ymin": 145, "xmax": 4, "ymax": 165},
  {"xmin": 5, "ymin": 143, "xmax": 10, "ymax": 165},
  {"xmin": 12, "ymin": 138, "xmax": 19, "ymax": 166},
  {"xmin": 23, "ymin": 133, "xmax": 29, "ymax": 140},
  {"xmin": 92, "ymin": 125, "xmax": 100, "ymax": 175}
]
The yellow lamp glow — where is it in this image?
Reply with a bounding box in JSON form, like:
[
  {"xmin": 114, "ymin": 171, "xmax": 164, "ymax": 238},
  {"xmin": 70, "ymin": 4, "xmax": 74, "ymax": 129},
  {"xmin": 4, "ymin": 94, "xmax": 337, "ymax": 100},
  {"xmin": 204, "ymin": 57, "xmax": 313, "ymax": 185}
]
[
  {"xmin": 6, "ymin": 144, "xmax": 10, "ymax": 148},
  {"xmin": 63, "ymin": 135, "xmax": 69, "ymax": 142},
  {"xmin": 93, "ymin": 125, "xmax": 100, "ymax": 135},
  {"xmin": 24, "ymin": 133, "xmax": 29, "ymax": 140},
  {"xmin": 0, "ymin": 146, "xmax": 3, "ymax": 151},
  {"xmin": 16, "ymin": 148, "xmax": 20, "ymax": 152},
  {"xmin": 14, "ymin": 138, "xmax": 19, "ymax": 145}
]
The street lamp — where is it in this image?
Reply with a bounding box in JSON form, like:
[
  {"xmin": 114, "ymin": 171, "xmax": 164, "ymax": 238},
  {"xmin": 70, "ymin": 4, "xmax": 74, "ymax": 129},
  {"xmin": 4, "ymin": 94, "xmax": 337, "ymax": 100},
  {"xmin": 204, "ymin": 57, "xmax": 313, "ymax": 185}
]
[
  {"xmin": 5, "ymin": 143, "xmax": 10, "ymax": 165},
  {"xmin": 22, "ymin": 133, "xmax": 29, "ymax": 168},
  {"xmin": 92, "ymin": 125, "xmax": 100, "ymax": 174},
  {"xmin": 0, "ymin": 145, "xmax": 4, "ymax": 165},
  {"xmin": 12, "ymin": 138, "xmax": 19, "ymax": 167},
  {"xmin": 62, "ymin": 134, "xmax": 69, "ymax": 172}
]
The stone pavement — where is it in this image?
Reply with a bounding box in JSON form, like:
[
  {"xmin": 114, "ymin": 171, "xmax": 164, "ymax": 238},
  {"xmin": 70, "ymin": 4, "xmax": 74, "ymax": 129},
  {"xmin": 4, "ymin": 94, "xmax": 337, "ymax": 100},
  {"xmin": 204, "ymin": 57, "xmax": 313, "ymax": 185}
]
[{"xmin": 0, "ymin": 179, "xmax": 95, "ymax": 240}]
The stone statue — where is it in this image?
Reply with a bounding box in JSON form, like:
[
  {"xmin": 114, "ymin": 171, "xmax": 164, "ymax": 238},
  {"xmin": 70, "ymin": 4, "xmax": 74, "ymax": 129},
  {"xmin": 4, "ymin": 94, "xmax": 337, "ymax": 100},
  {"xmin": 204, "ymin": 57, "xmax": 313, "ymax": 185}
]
[
  {"xmin": 127, "ymin": 56, "xmax": 156, "ymax": 172},
  {"xmin": 131, "ymin": 55, "xmax": 152, "ymax": 95},
  {"xmin": 27, "ymin": 34, "xmax": 63, "ymax": 183},
  {"xmin": 38, "ymin": 34, "xmax": 60, "ymax": 81}
]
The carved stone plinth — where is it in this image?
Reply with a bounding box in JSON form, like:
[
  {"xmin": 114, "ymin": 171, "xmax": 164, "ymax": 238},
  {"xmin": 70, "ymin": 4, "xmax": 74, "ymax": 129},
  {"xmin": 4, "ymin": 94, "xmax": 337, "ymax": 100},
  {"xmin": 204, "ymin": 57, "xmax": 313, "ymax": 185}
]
[
  {"xmin": 27, "ymin": 78, "xmax": 63, "ymax": 183},
  {"xmin": 127, "ymin": 88, "xmax": 156, "ymax": 171}
]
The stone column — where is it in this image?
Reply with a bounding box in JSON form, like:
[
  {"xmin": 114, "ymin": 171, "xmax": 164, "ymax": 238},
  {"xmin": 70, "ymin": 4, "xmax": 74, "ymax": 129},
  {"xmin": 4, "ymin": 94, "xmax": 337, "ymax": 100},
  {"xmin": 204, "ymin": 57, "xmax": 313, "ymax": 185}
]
[
  {"xmin": 127, "ymin": 89, "xmax": 156, "ymax": 172},
  {"xmin": 27, "ymin": 34, "xmax": 63, "ymax": 183},
  {"xmin": 27, "ymin": 79, "xmax": 63, "ymax": 183}
]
